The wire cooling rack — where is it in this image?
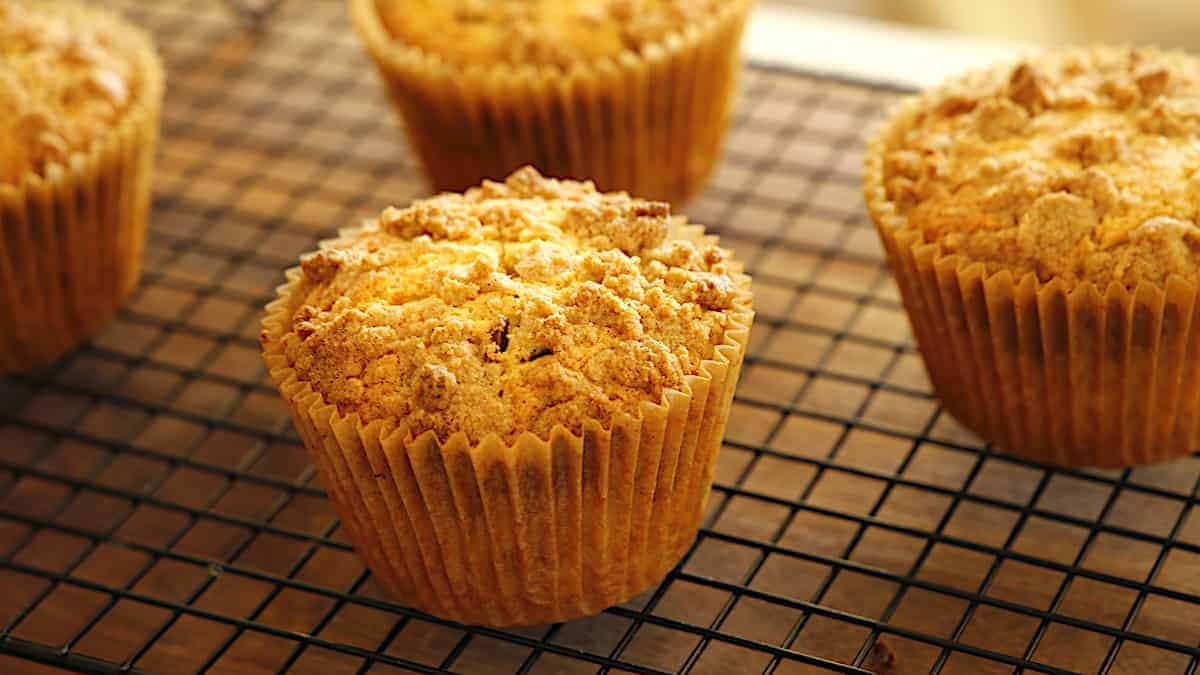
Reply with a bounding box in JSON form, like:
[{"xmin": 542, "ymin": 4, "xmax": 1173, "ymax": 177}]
[{"xmin": 3, "ymin": 2, "xmax": 1200, "ymax": 674}]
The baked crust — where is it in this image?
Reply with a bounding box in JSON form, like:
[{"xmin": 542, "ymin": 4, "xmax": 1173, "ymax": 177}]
[
  {"xmin": 0, "ymin": 1, "xmax": 140, "ymax": 183},
  {"xmin": 373, "ymin": 0, "xmax": 722, "ymax": 68},
  {"xmin": 877, "ymin": 46, "xmax": 1200, "ymax": 288},
  {"xmin": 277, "ymin": 167, "xmax": 751, "ymax": 443}
]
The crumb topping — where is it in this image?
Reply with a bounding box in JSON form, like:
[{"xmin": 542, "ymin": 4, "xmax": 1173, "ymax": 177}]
[
  {"xmin": 882, "ymin": 47, "xmax": 1200, "ymax": 287},
  {"xmin": 0, "ymin": 1, "xmax": 138, "ymax": 184},
  {"xmin": 279, "ymin": 167, "xmax": 747, "ymax": 443},
  {"xmin": 373, "ymin": 0, "xmax": 722, "ymax": 68}
]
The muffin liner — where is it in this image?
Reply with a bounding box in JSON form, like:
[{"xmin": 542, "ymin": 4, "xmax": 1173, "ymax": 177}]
[
  {"xmin": 261, "ymin": 224, "xmax": 753, "ymax": 626},
  {"xmin": 0, "ymin": 5, "xmax": 163, "ymax": 375},
  {"xmin": 865, "ymin": 94, "xmax": 1200, "ymax": 467},
  {"xmin": 347, "ymin": 0, "xmax": 754, "ymax": 204}
]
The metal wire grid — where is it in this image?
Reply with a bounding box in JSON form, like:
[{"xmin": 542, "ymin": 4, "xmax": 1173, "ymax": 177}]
[{"xmin": 2, "ymin": 1, "xmax": 1200, "ymax": 674}]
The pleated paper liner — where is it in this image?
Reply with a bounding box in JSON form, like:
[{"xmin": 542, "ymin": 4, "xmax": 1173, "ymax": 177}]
[
  {"xmin": 347, "ymin": 0, "xmax": 754, "ymax": 205},
  {"xmin": 261, "ymin": 224, "xmax": 753, "ymax": 626},
  {"xmin": 0, "ymin": 4, "xmax": 164, "ymax": 376},
  {"xmin": 864, "ymin": 92, "xmax": 1200, "ymax": 468}
]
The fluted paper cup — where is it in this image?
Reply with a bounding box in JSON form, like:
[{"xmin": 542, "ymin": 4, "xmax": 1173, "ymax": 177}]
[{"xmin": 261, "ymin": 223, "xmax": 753, "ymax": 626}]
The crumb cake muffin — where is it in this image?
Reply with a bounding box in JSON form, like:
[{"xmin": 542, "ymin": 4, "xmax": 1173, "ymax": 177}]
[
  {"xmin": 865, "ymin": 47, "xmax": 1200, "ymax": 467},
  {"xmin": 261, "ymin": 167, "xmax": 753, "ymax": 626},
  {"xmin": 347, "ymin": 0, "xmax": 754, "ymax": 204},
  {"xmin": 0, "ymin": 1, "xmax": 163, "ymax": 374}
]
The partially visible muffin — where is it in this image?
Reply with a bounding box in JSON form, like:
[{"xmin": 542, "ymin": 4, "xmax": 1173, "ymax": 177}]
[
  {"xmin": 348, "ymin": 0, "xmax": 755, "ymax": 203},
  {"xmin": 0, "ymin": 1, "xmax": 163, "ymax": 374},
  {"xmin": 865, "ymin": 47, "xmax": 1200, "ymax": 467},
  {"xmin": 262, "ymin": 167, "xmax": 753, "ymax": 626},
  {"xmin": 0, "ymin": 2, "xmax": 137, "ymax": 182}
]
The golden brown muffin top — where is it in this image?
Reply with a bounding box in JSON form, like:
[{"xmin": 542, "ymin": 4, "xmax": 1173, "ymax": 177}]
[
  {"xmin": 279, "ymin": 167, "xmax": 749, "ymax": 444},
  {"xmin": 880, "ymin": 47, "xmax": 1200, "ymax": 288},
  {"xmin": 373, "ymin": 0, "xmax": 722, "ymax": 68},
  {"xmin": 0, "ymin": 1, "xmax": 139, "ymax": 184}
]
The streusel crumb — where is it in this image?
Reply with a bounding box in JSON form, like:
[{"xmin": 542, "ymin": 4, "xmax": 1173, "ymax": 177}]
[
  {"xmin": 0, "ymin": 2, "xmax": 139, "ymax": 183},
  {"xmin": 279, "ymin": 167, "xmax": 749, "ymax": 443},
  {"xmin": 374, "ymin": 0, "xmax": 722, "ymax": 68},
  {"xmin": 882, "ymin": 47, "xmax": 1200, "ymax": 287}
]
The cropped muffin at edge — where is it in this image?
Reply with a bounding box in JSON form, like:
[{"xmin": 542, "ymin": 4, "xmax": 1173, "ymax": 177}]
[
  {"xmin": 261, "ymin": 167, "xmax": 754, "ymax": 626},
  {"xmin": 347, "ymin": 0, "xmax": 755, "ymax": 204},
  {"xmin": 865, "ymin": 46, "xmax": 1200, "ymax": 467},
  {"xmin": 0, "ymin": 2, "xmax": 164, "ymax": 374}
]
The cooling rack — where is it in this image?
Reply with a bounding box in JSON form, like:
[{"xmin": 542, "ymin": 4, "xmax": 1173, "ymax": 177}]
[{"xmin": 2, "ymin": 1, "xmax": 1200, "ymax": 674}]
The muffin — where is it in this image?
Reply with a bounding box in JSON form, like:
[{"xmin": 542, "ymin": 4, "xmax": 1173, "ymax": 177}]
[
  {"xmin": 864, "ymin": 47, "xmax": 1200, "ymax": 467},
  {"xmin": 261, "ymin": 167, "xmax": 753, "ymax": 626},
  {"xmin": 0, "ymin": 1, "xmax": 163, "ymax": 375},
  {"xmin": 347, "ymin": 0, "xmax": 754, "ymax": 204}
]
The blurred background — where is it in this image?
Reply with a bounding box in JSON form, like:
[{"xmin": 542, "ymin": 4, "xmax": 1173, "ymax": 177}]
[
  {"xmin": 788, "ymin": 0, "xmax": 1200, "ymax": 48},
  {"xmin": 750, "ymin": 0, "xmax": 1200, "ymax": 89}
]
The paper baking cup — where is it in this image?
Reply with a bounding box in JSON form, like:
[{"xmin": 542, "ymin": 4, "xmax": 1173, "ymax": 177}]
[
  {"xmin": 864, "ymin": 94, "xmax": 1200, "ymax": 468},
  {"xmin": 347, "ymin": 0, "xmax": 754, "ymax": 205},
  {"xmin": 0, "ymin": 6, "xmax": 163, "ymax": 375},
  {"xmin": 261, "ymin": 225, "xmax": 753, "ymax": 626}
]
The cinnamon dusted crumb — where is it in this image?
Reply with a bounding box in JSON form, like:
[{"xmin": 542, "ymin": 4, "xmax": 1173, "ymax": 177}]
[
  {"xmin": 862, "ymin": 639, "xmax": 897, "ymax": 674},
  {"xmin": 279, "ymin": 167, "xmax": 750, "ymax": 443},
  {"xmin": 1053, "ymin": 126, "xmax": 1125, "ymax": 166},
  {"xmin": 0, "ymin": 2, "xmax": 139, "ymax": 184},
  {"xmin": 414, "ymin": 364, "xmax": 458, "ymax": 411},
  {"xmin": 883, "ymin": 47, "xmax": 1200, "ymax": 287},
  {"xmin": 1135, "ymin": 64, "xmax": 1170, "ymax": 98},
  {"xmin": 973, "ymin": 98, "xmax": 1029, "ymax": 141},
  {"xmin": 300, "ymin": 248, "xmax": 368, "ymax": 284},
  {"xmin": 373, "ymin": 0, "xmax": 724, "ymax": 68},
  {"xmin": 1008, "ymin": 62, "xmax": 1054, "ymax": 113}
]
